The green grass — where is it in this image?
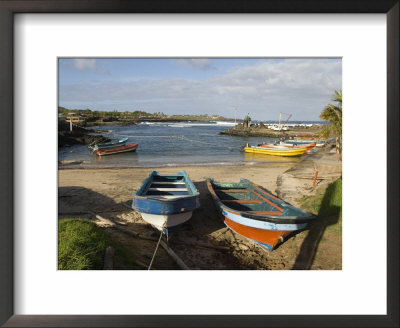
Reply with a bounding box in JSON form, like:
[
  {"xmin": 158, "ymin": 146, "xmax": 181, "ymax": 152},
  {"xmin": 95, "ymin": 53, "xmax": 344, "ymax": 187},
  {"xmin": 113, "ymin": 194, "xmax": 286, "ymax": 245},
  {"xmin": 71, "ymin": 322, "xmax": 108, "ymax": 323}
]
[
  {"xmin": 58, "ymin": 218, "xmax": 139, "ymax": 270},
  {"xmin": 300, "ymin": 178, "xmax": 342, "ymax": 235}
]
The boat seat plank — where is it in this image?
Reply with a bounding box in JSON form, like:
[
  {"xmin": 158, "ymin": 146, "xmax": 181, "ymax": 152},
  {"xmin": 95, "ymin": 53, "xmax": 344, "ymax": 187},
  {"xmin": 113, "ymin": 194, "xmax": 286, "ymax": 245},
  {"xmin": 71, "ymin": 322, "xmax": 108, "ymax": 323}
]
[
  {"xmin": 151, "ymin": 181, "xmax": 186, "ymax": 185},
  {"xmin": 249, "ymin": 182, "xmax": 281, "ymax": 202},
  {"xmin": 250, "ymin": 189, "xmax": 283, "ymax": 212},
  {"xmin": 148, "ymin": 187, "xmax": 188, "ymax": 192},
  {"xmin": 221, "ymin": 200, "xmax": 262, "ymax": 204},
  {"xmin": 148, "ymin": 195, "xmax": 189, "ymax": 199},
  {"xmin": 248, "ymin": 211, "xmax": 282, "ymax": 215},
  {"xmin": 217, "ymin": 189, "xmax": 249, "ymax": 193}
]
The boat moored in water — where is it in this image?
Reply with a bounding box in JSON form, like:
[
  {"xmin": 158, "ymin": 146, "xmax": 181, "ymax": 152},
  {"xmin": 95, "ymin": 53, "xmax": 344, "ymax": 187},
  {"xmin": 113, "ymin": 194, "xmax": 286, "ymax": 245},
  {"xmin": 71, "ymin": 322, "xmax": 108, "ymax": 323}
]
[
  {"xmin": 206, "ymin": 178, "xmax": 315, "ymax": 250},
  {"xmin": 89, "ymin": 137, "xmax": 128, "ymax": 150},
  {"xmin": 244, "ymin": 144, "xmax": 308, "ymax": 157},
  {"xmin": 284, "ymin": 139, "xmax": 326, "ymax": 148},
  {"xmin": 95, "ymin": 143, "xmax": 138, "ymax": 156},
  {"xmin": 132, "ymin": 171, "xmax": 200, "ymax": 231},
  {"xmin": 259, "ymin": 142, "xmax": 316, "ymax": 152}
]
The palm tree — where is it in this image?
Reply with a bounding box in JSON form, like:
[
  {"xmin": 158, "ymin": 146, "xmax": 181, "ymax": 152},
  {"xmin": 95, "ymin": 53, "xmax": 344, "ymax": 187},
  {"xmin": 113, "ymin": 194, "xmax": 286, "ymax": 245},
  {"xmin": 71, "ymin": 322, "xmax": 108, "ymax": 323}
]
[{"xmin": 319, "ymin": 90, "xmax": 342, "ymax": 155}]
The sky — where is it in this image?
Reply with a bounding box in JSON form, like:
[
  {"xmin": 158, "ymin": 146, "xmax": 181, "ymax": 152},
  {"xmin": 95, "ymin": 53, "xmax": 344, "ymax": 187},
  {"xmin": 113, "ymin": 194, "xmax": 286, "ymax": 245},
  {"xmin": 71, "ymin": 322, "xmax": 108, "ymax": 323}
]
[{"xmin": 58, "ymin": 58, "xmax": 341, "ymax": 121}]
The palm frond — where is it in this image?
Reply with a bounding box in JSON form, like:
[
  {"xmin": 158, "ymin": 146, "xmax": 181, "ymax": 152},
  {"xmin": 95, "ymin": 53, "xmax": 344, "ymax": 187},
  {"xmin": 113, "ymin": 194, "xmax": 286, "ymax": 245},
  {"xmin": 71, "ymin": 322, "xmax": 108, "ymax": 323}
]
[
  {"xmin": 332, "ymin": 89, "xmax": 342, "ymax": 106},
  {"xmin": 321, "ymin": 90, "xmax": 342, "ymax": 137}
]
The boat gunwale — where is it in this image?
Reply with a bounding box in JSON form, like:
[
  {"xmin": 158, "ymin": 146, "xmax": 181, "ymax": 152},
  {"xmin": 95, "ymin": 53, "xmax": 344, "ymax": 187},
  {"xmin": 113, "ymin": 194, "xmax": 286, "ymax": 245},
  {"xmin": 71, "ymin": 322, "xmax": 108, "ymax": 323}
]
[
  {"xmin": 245, "ymin": 145, "xmax": 308, "ymax": 153},
  {"xmin": 258, "ymin": 143, "xmax": 311, "ymax": 150},
  {"xmin": 206, "ymin": 179, "xmax": 315, "ymax": 224},
  {"xmin": 243, "ymin": 145, "xmax": 308, "ymax": 157}
]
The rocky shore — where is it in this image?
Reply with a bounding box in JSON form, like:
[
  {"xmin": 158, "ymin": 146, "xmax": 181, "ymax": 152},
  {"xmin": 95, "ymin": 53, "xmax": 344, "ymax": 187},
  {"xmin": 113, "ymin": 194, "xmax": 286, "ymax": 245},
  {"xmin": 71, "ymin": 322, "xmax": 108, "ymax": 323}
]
[
  {"xmin": 220, "ymin": 124, "xmax": 324, "ymax": 138},
  {"xmin": 58, "ymin": 121, "xmax": 109, "ymax": 147}
]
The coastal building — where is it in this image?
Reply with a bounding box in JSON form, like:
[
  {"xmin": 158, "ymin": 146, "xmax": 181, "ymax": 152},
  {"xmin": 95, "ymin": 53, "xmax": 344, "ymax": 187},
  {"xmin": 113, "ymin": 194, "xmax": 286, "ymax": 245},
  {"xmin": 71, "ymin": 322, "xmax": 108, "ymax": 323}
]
[{"xmin": 65, "ymin": 113, "xmax": 86, "ymax": 125}]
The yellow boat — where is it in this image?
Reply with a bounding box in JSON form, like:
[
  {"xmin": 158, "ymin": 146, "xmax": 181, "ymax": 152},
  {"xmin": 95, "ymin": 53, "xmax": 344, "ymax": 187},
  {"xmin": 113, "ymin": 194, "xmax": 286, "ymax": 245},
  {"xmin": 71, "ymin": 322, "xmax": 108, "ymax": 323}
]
[{"xmin": 244, "ymin": 144, "xmax": 308, "ymax": 157}]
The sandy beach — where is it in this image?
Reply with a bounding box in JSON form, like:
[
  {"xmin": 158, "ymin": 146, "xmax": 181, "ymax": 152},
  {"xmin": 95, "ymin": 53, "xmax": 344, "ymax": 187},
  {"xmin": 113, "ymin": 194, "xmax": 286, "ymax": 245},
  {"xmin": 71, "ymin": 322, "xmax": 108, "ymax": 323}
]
[{"xmin": 58, "ymin": 161, "xmax": 341, "ymax": 270}]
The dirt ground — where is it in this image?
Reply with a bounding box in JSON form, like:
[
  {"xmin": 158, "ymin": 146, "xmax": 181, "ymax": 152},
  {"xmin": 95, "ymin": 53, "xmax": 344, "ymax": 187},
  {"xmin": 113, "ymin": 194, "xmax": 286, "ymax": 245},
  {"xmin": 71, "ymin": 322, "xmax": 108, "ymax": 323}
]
[{"xmin": 58, "ymin": 155, "xmax": 342, "ymax": 270}]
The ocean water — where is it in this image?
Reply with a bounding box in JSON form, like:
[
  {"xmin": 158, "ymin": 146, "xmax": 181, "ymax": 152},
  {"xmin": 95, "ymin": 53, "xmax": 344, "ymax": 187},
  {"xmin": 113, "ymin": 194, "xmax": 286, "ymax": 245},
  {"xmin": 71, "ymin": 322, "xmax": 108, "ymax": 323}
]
[{"xmin": 58, "ymin": 122, "xmax": 307, "ymax": 168}]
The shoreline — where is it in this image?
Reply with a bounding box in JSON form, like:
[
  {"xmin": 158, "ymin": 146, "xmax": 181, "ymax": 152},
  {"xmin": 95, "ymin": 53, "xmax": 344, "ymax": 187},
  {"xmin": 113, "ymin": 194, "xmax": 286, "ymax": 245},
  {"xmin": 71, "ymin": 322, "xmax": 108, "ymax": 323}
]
[{"xmin": 58, "ymin": 160, "xmax": 298, "ymax": 170}]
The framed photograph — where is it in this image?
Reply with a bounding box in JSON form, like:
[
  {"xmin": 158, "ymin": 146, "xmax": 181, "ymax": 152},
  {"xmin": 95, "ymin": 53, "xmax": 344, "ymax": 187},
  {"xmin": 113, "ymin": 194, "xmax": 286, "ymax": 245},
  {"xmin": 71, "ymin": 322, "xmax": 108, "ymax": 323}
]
[{"xmin": 1, "ymin": 1, "xmax": 398, "ymax": 327}]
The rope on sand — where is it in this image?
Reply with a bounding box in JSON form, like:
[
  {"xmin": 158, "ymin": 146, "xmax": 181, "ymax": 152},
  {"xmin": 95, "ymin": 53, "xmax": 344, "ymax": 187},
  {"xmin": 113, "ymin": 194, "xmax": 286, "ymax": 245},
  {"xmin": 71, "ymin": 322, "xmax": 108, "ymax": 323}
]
[
  {"xmin": 148, "ymin": 222, "xmax": 190, "ymax": 270},
  {"xmin": 147, "ymin": 223, "xmax": 165, "ymax": 270}
]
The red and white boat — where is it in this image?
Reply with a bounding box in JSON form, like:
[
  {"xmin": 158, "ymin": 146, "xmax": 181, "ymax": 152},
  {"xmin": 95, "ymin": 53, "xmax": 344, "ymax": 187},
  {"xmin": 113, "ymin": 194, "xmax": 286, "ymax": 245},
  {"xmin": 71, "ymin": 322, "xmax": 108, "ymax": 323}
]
[
  {"xmin": 259, "ymin": 142, "xmax": 316, "ymax": 153},
  {"xmin": 96, "ymin": 143, "xmax": 138, "ymax": 156},
  {"xmin": 278, "ymin": 142, "xmax": 316, "ymax": 152}
]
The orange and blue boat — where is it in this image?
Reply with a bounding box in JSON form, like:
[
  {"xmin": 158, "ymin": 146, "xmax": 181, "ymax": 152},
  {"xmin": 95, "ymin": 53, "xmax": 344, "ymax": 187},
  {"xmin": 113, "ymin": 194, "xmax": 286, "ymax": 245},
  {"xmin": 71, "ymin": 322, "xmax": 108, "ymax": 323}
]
[{"xmin": 206, "ymin": 178, "xmax": 315, "ymax": 250}]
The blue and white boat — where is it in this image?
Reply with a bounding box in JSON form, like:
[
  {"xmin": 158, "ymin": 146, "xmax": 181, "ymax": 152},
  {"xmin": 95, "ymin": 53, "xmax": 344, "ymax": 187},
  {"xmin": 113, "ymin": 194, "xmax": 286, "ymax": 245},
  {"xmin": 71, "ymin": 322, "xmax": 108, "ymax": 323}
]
[{"xmin": 132, "ymin": 171, "xmax": 200, "ymax": 231}]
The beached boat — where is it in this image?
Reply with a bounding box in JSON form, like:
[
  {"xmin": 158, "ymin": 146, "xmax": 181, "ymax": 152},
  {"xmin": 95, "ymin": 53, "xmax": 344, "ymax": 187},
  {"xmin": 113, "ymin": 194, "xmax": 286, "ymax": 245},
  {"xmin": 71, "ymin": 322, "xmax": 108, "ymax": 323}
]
[
  {"xmin": 95, "ymin": 143, "xmax": 138, "ymax": 156},
  {"xmin": 315, "ymin": 140, "xmax": 327, "ymax": 147},
  {"xmin": 285, "ymin": 139, "xmax": 326, "ymax": 147},
  {"xmin": 283, "ymin": 139, "xmax": 316, "ymax": 145},
  {"xmin": 277, "ymin": 142, "xmax": 316, "ymax": 152},
  {"xmin": 206, "ymin": 178, "xmax": 315, "ymax": 250},
  {"xmin": 259, "ymin": 142, "xmax": 315, "ymax": 152},
  {"xmin": 244, "ymin": 144, "xmax": 307, "ymax": 157},
  {"xmin": 132, "ymin": 171, "xmax": 200, "ymax": 231},
  {"xmin": 90, "ymin": 137, "xmax": 128, "ymax": 150}
]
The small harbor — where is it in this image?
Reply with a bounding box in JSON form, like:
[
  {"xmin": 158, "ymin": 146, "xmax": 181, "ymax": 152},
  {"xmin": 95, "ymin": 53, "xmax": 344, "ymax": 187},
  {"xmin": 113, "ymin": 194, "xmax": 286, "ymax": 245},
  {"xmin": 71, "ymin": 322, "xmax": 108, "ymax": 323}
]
[{"xmin": 57, "ymin": 58, "xmax": 342, "ymax": 271}]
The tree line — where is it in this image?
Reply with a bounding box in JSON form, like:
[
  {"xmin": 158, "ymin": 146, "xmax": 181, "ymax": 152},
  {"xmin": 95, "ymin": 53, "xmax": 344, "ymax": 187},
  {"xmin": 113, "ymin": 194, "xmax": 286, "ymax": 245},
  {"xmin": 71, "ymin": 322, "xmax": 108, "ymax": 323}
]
[{"xmin": 58, "ymin": 107, "xmax": 230, "ymax": 122}]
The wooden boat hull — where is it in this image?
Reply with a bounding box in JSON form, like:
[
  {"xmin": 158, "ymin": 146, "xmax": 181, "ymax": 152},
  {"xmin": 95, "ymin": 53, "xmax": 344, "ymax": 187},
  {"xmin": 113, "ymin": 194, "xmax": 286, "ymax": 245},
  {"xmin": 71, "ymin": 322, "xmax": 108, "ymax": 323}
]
[
  {"xmin": 285, "ymin": 139, "xmax": 326, "ymax": 148},
  {"xmin": 220, "ymin": 205, "xmax": 308, "ymax": 231},
  {"xmin": 284, "ymin": 140, "xmax": 316, "ymax": 144},
  {"xmin": 277, "ymin": 142, "xmax": 316, "ymax": 152},
  {"xmin": 132, "ymin": 171, "xmax": 200, "ymax": 231},
  {"xmin": 96, "ymin": 143, "xmax": 138, "ymax": 156},
  {"xmin": 259, "ymin": 142, "xmax": 315, "ymax": 153},
  {"xmin": 224, "ymin": 217, "xmax": 291, "ymax": 251},
  {"xmin": 244, "ymin": 145, "xmax": 307, "ymax": 157},
  {"xmin": 206, "ymin": 178, "xmax": 315, "ymax": 251},
  {"xmin": 140, "ymin": 211, "xmax": 194, "ymax": 231}
]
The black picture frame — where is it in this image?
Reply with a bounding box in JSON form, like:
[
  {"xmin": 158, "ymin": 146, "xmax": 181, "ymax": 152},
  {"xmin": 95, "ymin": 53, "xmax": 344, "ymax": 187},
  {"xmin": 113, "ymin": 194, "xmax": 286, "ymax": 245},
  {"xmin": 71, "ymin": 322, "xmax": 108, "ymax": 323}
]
[{"xmin": 0, "ymin": 1, "xmax": 398, "ymax": 327}]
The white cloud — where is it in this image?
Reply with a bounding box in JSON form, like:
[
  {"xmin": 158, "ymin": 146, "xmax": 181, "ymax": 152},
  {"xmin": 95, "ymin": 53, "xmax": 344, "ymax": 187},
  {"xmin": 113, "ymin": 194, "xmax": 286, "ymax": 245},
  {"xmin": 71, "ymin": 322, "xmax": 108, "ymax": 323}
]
[
  {"xmin": 59, "ymin": 59, "xmax": 341, "ymax": 120},
  {"xmin": 72, "ymin": 59, "xmax": 97, "ymax": 71}
]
